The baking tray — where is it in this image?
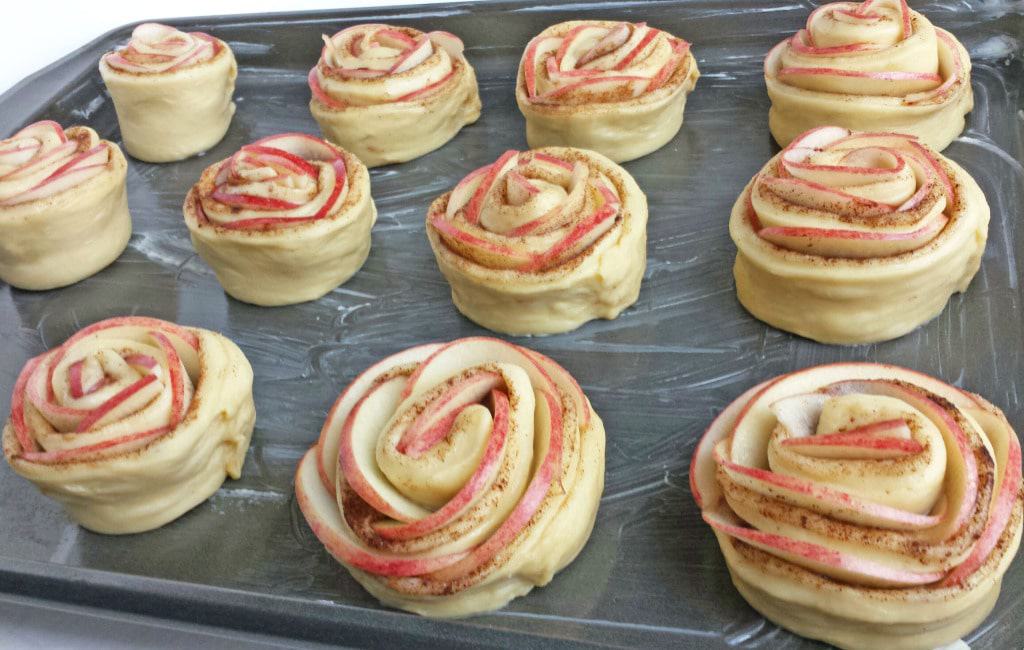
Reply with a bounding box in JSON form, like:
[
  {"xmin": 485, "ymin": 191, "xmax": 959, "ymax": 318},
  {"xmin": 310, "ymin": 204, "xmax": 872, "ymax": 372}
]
[{"xmin": 0, "ymin": 1, "xmax": 1022, "ymax": 647}]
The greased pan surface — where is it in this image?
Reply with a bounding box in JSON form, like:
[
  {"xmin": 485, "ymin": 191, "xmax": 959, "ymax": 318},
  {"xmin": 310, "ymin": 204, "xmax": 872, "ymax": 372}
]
[{"xmin": 0, "ymin": 1, "xmax": 1022, "ymax": 647}]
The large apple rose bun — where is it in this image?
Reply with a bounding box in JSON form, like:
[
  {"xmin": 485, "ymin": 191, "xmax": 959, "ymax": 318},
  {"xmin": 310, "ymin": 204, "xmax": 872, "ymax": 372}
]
[
  {"xmin": 426, "ymin": 147, "xmax": 648, "ymax": 335},
  {"xmin": 730, "ymin": 126, "xmax": 988, "ymax": 344},
  {"xmin": 295, "ymin": 337, "xmax": 605, "ymax": 617},
  {"xmin": 183, "ymin": 132, "xmax": 376, "ymax": 307},
  {"xmin": 765, "ymin": 0, "xmax": 972, "ymax": 150},
  {"xmin": 690, "ymin": 363, "xmax": 1023, "ymax": 650},
  {"xmin": 0, "ymin": 121, "xmax": 131, "ymax": 290},
  {"xmin": 516, "ymin": 20, "xmax": 699, "ymax": 163},
  {"xmin": 309, "ymin": 24, "xmax": 481, "ymax": 167},
  {"xmin": 100, "ymin": 23, "xmax": 237, "ymax": 163},
  {"xmin": 2, "ymin": 317, "xmax": 256, "ymax": 534}
]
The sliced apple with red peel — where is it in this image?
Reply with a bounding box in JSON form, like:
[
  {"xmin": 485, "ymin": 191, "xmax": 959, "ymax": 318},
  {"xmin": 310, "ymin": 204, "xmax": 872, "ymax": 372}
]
[
  {"xmin": 533, "ymin": 75, "xmax": 648, "ymax": 104},
  {"xmin": 703, "ymin": 509, "xmax": 944, "ymax": 587},
  {"xmin": 295, "ymin": 449, "xmax": 468, "ymax": 576},
  {"xmin": 374, "ymin": 389, "xmax": 511, "ymax": 541},
  {"xmin": 759, "ymin": 175, "xmax": 894, "ymax": 218},
  {"xmin": 613, "ymin": 26, "xmax": 659, "ymax": 71},
  {"xmin": 390, "ymin": 37, "xmax": 432, "ymax": 74},
  {"xmin": 523, "ymin": 36, "xmax": 562, "ymax": 97},
  {"xmin": 778, "ymin": 67, "xmax": 942, "ymax": 96},
  {"xmin": 464, "ymin": 150, "xmax": 519, "ymax": 225},
  {"xmin": 758, "ymin": 215, "xmax": 948, "ymax": 258},
  {"xmin": 577, "ymin": 22, "xmax": 630, "ymax": 66},
  {"xmin": 427, "ymin": 31, "xmax": 464, "ymax": 58},
  {"xmin": 396, "ymin": 371, "xmax": 502, "ymax": 457},
  {"xmin": 505, "ymin": 171, "xmax": 539, "ymax": 207},
  {"xmin": 555, "ymin": 24, "xmax": 610, "ymax": 69},
  {"xmin": 782, "ymin": 419, "xmax": 923, "ymax": 460}
]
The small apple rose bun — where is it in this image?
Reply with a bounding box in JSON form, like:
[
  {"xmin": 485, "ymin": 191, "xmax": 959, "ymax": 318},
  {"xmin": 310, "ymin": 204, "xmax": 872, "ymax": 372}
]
[
  {"xmin": 99, "ymin": 23, "xmax": 237, "ymax": 163},
  {"xmin": 0, "ymin": 120, "xmax": 130, "ymax": 290},
  {"xmin": 2, "ymin": 317, "xmax": 256, "ymax": 534},
  {"xmin": 308, "ymin": 24, "xmax": 481, "ymax": 168},
  {"xmin": 296, "ymin": 337, "xmax": 605, "ymax": 617},
  {"xmin": 730, "ymin": 126, "xmax": 988, "ymax": 344},
  {"xmin": 183, "ymin": 133, "xmax": 376, "ymax": 307},
  {"xmin": 690, "ymin": 364, "xmax": 1023, "ymax": 650},
  {"xmin": 515, "ymin": 20, "xmax": 699, "ymax": 163},
  {"xmin": 765, "ymin": 0, "xmax": 972, "ymax": 151},
  {"xmin": 426, "ymin": 147, "xmax": 647, "ymax": 335}
]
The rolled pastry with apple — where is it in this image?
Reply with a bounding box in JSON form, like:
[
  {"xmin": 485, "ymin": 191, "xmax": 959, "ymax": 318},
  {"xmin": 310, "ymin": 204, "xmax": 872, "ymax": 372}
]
[
  {"xmin": 296, "ymin": 337, "xmax": 605, "ymax": 617},
  {"xmin": 691, "ymin": 364, "xmax": 1023, "ymax": 650},
  {"xmin": 309, "ymin": 24, "xmax": 481, "ymax": 167},
  {"xmin": 731, "ymin": 126, "xmax": 988, "ymax": 344},
  {"xmin": 183, "ymin": 132, "xmax": 376, "ymax": 306},
  {"xmin": 0, "ymin": 120, "xmax": 130, "ymax": 290},
  {"xmin": 99, "ymin": 23, "xmax": 237, "ymax": 163},
  {"xmin": 765, "ymin": 0, "xmax": 972, "ymax": 150},
  {"xmin": 2, "ymin": 317, "xmax": 256, "ymax": 534},
  {"xmin": 426, "ymin": 147, "xmax": 647, "ymax": 335},
  {"xmin": 516, "ymin": 20, "xmax": 699, "ymax": 163}
]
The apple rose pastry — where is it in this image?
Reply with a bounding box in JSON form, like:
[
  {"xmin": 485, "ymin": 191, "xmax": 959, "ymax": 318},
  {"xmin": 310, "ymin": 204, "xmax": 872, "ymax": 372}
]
[
  {"xmin": 515, "ymin": 20, "xmax": 699, "ymax": 163},
  {"xmin": 183, "ymin": 133, "xmax": 376, "ymax": 306},
  {"xmin": 731, "ymin": 126, "xmax": 988, "ymax": 344},
  {"xmin": 691, "ymin": 364, "xmax": 1023, "ymax": 650},
  {"xmin": 426, "ymin": 147, "xmax": 647, "ymax": 335},
  {"xmin": 308, "ymin": 24, "xmax": 481, "ymax": 167},
  {"xmin": 0, "ymin": 120, "xmax": 130, "ymax": 290},
  {"xmin": 295, "ymin": 337, "xmax": 605, "ymax": 617},
  {"xmin": 99, "ymin": 23, "xmax": 237, "ymax": 163},
  {"xmin": 765, "ymin": 0, "xmax": 972, "ymax": 151},
  {"xmin": 2, "ymin": 317, "xmax": 256, "ymax": 534}
]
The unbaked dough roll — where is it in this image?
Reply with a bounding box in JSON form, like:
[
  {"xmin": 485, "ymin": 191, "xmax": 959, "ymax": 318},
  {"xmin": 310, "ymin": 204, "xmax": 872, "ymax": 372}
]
[
  {"xmin": 730, "ymin": 126, "xmax": 988, "ymax": 344},
  {"xmin": 295, "ymin": 337, "xmax": 605, "ymax": 617},
  {"xmin": 426, "ymin": 147, "xmax": 647, "ymax": 335},
  {"xmin": 309, "ymin": 24, "xmax": 481, "ymax": 167},
  {"xmin": 515, "ymin": 20, "xmax": 699, "ymax": 162},
  {"xmin": 99, "ymin": 23, "xmax": 237, "ymax": 163},
  {"xmin": 2, "ymin": 317, "xmax": 256, "ymax": 534},
  {"xmin": 765, "ymin": 0, "xmax": 972, "ymax": 150},
  {"xmin": 690, "ymin": 363, "xmax": 1023, "ymax": 650},
  {"xmin": 0, "ymin": 120, "xmax": 130, "ymax": 290},
  {"xmin": 183, "ymin": 132, "xmax": 376, "ymax": 306}
]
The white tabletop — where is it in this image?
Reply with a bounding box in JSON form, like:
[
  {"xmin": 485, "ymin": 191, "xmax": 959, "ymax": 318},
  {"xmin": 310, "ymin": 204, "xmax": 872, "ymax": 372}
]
[{"xmin": 0, "ymin": 2, "xmax": 478, "ymax": 646}]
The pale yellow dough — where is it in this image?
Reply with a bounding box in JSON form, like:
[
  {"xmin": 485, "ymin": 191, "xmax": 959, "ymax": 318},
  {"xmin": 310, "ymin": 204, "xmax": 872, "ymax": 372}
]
[
  {"xmin": 354, "ymin": 409, "xmax": 605, "ymax": 618},
  {"xmin": 0, "ymin": 138, "xmax": 130, "ymax": 290},
  {"xmin": 427, "ymin": 147, "xmax": 648, "ymax": 336},
  {"xmin": 310, "ymin": 60, "xmax": 480, "ymax": 168},
  {"xmin": 99, "ymin": 43, "xmax": 237, "ymax": 163},
  {"xmin": 183, "ymin": 150, "xmax": 377, "ymax": 307},
  {"xmin": 516, "ymin": 22, "xmax": 700, "ymax": 163},
  {"xmin": 730, "ymin": 156, "xmax": 989, "ymax": 345},
  {"xmin": 2, "ymin": 329, "xmax": 255, "ymax": 535}
]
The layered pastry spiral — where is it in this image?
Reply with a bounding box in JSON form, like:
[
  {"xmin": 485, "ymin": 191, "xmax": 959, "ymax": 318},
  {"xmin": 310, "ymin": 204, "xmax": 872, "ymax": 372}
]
[
  {"xmin": 516, "ymin": 20, "xmax": 699, "ymax": 163},
  {"xmin": 0, "ymin": 121, "xmax": 130, "ymax": 290},
  {"xmin": 765, "ymin": 0, "xmax": 972, "ymax": 151},
  {"xmin": 100, "ymin": 23, "xmax": 237, "ymax": 162},
  {"xmin": 183, "ymin": 132, "xmax": 376, "ymax": 306},
  {"xmin": 309, "ymin": 24, "xmax": 481, "ymax": 167},
  {"xmin": 730, "ymin": 126, "xmax": 988, "ymax": 344},
  {"xmin": 426, "ymin": 147, "xmax": 647, "ymax": 335},
  {"xmin": 691, "ymin": 363, "xmax": 1023, "ymax": 650},
  {"xmin": 295, "ymin": 337, "xmax": 605, "ymax": 617},
  {"xmin": 2, "ymin": 317, "xmax": 256, "ymax": 534}
]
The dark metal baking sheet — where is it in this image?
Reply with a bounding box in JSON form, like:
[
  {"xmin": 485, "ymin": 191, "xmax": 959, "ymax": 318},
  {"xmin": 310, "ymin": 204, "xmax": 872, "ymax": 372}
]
[{"xmin": 0, "ymin": 1, "xmax": 1022, "ymax": 647}]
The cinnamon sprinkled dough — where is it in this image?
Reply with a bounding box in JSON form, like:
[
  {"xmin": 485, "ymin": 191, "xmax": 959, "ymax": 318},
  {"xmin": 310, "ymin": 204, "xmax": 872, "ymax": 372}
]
[
  {"xmin": 309, "ymin": 24, "xmax": 481, "ymax": 167},
  {"xmin": 516, "ymin": 20, "xmax": 699, "ymax": 162},
  {"xmin": 730, "ymin": 126, "xmax": 988, "ymax": 344},
  {"xmin": 295, "ymin": 338, "xmax": 605, "ymax": 617},
  {"xmin": 0, "ymin": 121, "xmax": 130, "ymax": 290},
  {"xmin": 99, "ymin": 23, "xmax": 237, "ymax": 163},
  {"xmin": 3, "ymin": 317, "xmax": 256, "ymax": 534},
  {"xmin": 765, "ymin": 0, "xmax": 972, "ymax": 151},
  {"xmin": 691, "ymin": 364, "xmax": 1023, "ymax": 650},
  {"xmin": 426, "ymin": 147, "xmax": 648, "ymax": 335}
]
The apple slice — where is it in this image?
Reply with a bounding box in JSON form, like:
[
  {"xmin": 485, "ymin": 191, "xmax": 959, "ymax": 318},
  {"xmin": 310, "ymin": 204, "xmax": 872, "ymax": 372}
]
[
  {"xmin": 427, "ymin": 31, "xmax": 465, "ymax": 59},
  {"xmin": 522, "ymin": 35, "xmax": 562, "ymax": 97},
  {"xmin": 703, "ymin": 509, "xmax": 944, "ymax": 587},
  {"xmin": 613, "ymin": 25, "xmax": 659, "ymax": 71},
  {"xmin": 757, "ymin": 215, "xmax": 948, "ymax": 258},
  {"xmin": 778, "ymin": 67, "xmax": 942, "ymax": 96},
  {"xmin": 389, "ymin": 36, "xmax": 432, "ymax": 74},
  {"xmin": 758, "ymin": 175, "xmax": 894, "ymax": 218},
  {"xmin": 463, "ymin": 150, "xmax": 519, "ymax": 225},
  {"xmin": 295, "ymin": 449, "xmax": 468, "ymax": 576},
  {"xmin": 578, "ymin": 22, "xmax": 630, "ymax": 66},
  {"xmin": 555, "ymin": 24, "xmax": 611, "ymax": 70},
  {"xmin": 396, "ymin": 371, "xmax": 502, "ymax": 457},
  {"xmin": 505, "ymin": 171, "xmax": 539, "ymax": 207},
  {"xmin": 781, "ymin": 419, "xmax": 922, "ymax": 460}
]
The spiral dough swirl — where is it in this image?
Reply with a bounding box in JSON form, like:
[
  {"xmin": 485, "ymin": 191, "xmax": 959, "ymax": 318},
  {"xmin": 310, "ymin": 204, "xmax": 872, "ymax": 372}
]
[
  {"xmin": 2, "ymin": 317, "xmax": 256, "ymax": 534},
  {"xmin": 426, "ymin": 147, "xmax": 648, "ymax": 335},
  {"xmin": 691, "ymin": 364, "xmax": 1023, "ymax": 649},
  {"xmin": 102, "ymin": 23, "xmax": 219, "ymax": 73},
  {"xmin": 765, "ymin": 0, "xmax": 972, "ymax": 150},
  {"xmin": 295, "ymin": 337, "xmax": 605, "ymax": 617}
]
